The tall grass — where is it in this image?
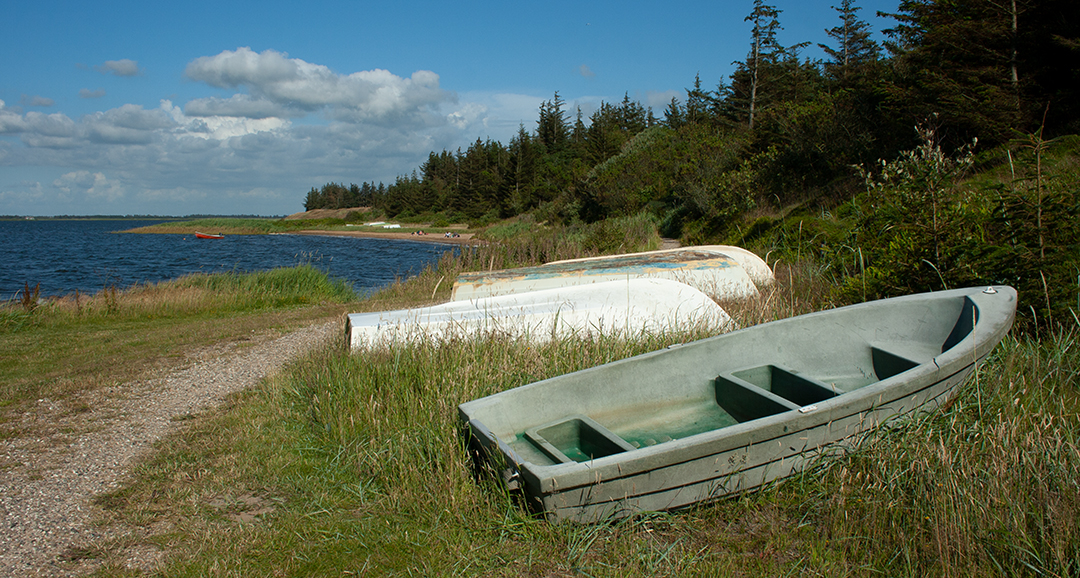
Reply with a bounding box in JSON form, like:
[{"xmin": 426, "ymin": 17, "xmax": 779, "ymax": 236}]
[
  {"xmin": 793, "ymin": 327, "xmax": 1080, "ymax": 575},
  {"xmin": 1, "ymin": 265, "xmax": 354, "ymax": 329},
  {"xmin": 472, "ymin": 213, "xmax": 662, "ymax": 270},
  {"xmin": 0, "ymin": 265, "xmax": 356, "ymax": 416}
]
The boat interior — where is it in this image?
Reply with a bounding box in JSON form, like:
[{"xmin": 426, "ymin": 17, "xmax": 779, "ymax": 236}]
[{"xmin": 507, "ymin": 296, "xmax": 980, "ymax": 467}]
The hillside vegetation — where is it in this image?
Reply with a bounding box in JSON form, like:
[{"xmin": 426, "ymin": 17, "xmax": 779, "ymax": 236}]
[{"xmin": 299, "ymin": 0, "xmax": 1078, "ymax": 330}]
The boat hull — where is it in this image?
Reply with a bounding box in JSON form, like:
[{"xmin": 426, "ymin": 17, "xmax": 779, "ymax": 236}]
[
  {"xmin": 547, "ymin": 245, "xmax": 775, "ymax": 289},
  {"xmin": 347, "ymin": 278, "xmax": 732, "ymax": 348},
  {"xmin": 450, "ymin": 249, "xmax": 758, "ymax": 301},
  {"xmin": 458, "ymin": 286, "xmax": 1017, "ymax": 522}
]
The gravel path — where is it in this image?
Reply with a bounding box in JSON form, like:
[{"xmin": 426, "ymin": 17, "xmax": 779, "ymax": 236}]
[{"xmin": 0, "ymin": 320, "xmax": 338, "ymax": 577}]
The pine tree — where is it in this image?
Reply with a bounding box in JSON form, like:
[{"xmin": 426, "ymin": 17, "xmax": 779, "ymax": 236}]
[
  {"xmin": 686, "ymin": 74, "xmax": 711, "ymax": 125},
  {"xmin": 303, "ymin": 186, "xmax": 322, "ymax": 211},
  {"xmin": 663, "ymin": 97, "xmax": 685, "ymax": 129},
  {"xmin": 743, "ymin": 0, "xmax": 783, "ymax": 129},
  {"xmin": 877, "ymin": 0, "xmax": 1064, "ymax": 145},
  {"xmin": 820, "ymin": 0, "xmax": 880, "ymax": 81},
  {"xmin": 536, "ymin": 92, "xmax": 570, "ymax": 153},
  {"xmin": 508, "ymin": 125, "xmax": 538, "ymax": 213}
]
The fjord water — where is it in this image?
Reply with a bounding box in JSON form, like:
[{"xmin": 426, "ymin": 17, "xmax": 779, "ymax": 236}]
[{"xmin": 0, "ymin": 220, "xmax": 454, "ymax": 299}]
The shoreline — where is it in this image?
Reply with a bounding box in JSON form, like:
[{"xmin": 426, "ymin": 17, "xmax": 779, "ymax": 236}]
[{"xmin": 288, "ymin": 229, "xmax": 481, "ymax": 246}]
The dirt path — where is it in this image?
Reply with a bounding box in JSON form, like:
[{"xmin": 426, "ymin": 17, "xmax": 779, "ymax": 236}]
[
  {"xmin": 0, "ymin": 320, "xmax": 339, "ymax": 577},
  {"xmin": 660, "ymin": 237, "xmax": 681, "ymax": 250}
]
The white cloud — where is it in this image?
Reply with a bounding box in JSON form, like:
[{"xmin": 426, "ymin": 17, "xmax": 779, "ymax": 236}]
[
  {"xmin": 24, "ymin": 111, "xmax": 79, "ymax": 136},
  {"xmin": 96, "ymin": 59, "xmax": 141, "ymax": 77},
  {"xmin": 84, "ymin": 104, "xmax": 175, "ymax": 144},
  {"xmin": 79, "ymin": 89, "xmax": 106, "ymax": 99},
  {"xmin": 18, "ymin": 111, "xmax": 80, "ymax": 148},
  {"xmin": 163, "ymin": 100, "xmax": 290, "ymax": 140},
  {"xmin": 183, "ymin": 94, "xmax": 297, "ymax": 119},
  {"xmin": 53, "ymin": 171, "xmax": 125, "ymax": 202},
  {"xmin": 1, "ymin": 53, "xmax": 550, "ymax": 215},
  {"xmin": 184, "ymin": 48, "xmax": 453, "ymax": 125},
  {"xmin": 97, "ymin": 104, "xmax": 175, "ymax": 131},
  {"xmin": 579, "ymin": 64, "xmax": 596, "ymax": 79},
  {"xmin": 0, "ymin": 100, "xmax": 29, "ymax": 133}
]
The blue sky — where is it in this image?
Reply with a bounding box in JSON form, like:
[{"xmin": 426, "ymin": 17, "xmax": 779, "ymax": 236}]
[{"xmin": 0, "ymin": 0, "xmax": 899, "ymax": 216}]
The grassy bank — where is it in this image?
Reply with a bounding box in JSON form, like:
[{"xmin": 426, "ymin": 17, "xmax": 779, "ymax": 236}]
[
  {"xmin": 123, "ymin": 218, "xmax": 315, "ymax": 235},
  {"xmin": 79, "ymin": 256, "xmax": 1080, "ymax": 576},
  {"xmin": 0, "ymin": 265, "xmax": 356, "ymax": 421}
]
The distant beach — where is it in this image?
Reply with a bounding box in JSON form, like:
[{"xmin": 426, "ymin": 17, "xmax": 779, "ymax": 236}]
[{"xmin": 289, "ymin": 229, "xmax": 479, "ymax": 245}]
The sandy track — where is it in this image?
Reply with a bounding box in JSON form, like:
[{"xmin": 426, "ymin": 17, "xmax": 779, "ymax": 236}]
[{"xmin": 0, "ymin": 320, "xmax": 338, "ymax": 577}]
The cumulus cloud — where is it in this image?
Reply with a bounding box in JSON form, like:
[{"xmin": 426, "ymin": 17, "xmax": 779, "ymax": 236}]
[
  {"xmin": 184, "ymin": 47, "xmax": 453, "ymax": 125},
  {"xmin": 579, "ymin": 64, "xmax": 596, "ymax": 79},
  {"xmin": 1, "ymin": 102, "xmax": 178, "ymax": 147},
  {"xmin": 1, "ymin": 52, "xmax": 548, "ymax": 215},
  {"xmin": 84, "ymin": 105, "xmax": 175, "ymax": 144},
  {"xmin": 53, "ymin": 171, "xmax": 125, "ymax": 201},
  {"xmin": 80, "ymin": 88, "xmax": 106, "ymax": 99},
  {"xmin": 183, "ymin": 94, "xmax": 297, "ymax": 119},
  {"xmin": 19, "ymin": 111, "xmax": 80, "ymax": 148},
  {"xmin": 96, "ymin": 59, "xmax": 141, "ymax": 77},
  {"xmin": 163, "ymin": 100, "xmax": 290, "ymax": 140},
  {"xmin": 0, "ymin": 100, "xmax": 28, "ymax": 133}
]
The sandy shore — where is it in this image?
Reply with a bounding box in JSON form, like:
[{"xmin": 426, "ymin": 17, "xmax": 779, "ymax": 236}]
[{"xmin": 289, "ymin": 229, "xmax": 480, "ymax": 245}]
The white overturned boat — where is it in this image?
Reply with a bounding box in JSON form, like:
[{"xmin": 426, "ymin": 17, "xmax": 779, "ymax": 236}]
[
  {"xmin": 346, "ymin": 278, "xmax": 732, "ymax": 349},
  {"xmin": 547, "ymin": 245, "xmax": 775, "ymax": 289},
  {"xmin": 451, "ymin": 248, "xmax": 759, "ymax": 302},
  {"xmin": 459, "ymin": 286, "xmax": 1017, "ymax": 523}
]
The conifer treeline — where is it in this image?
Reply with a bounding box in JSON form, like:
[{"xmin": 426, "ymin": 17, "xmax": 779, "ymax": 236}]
[{"xmin": 302, "ymin": 0, "xmax": 1078, "ymax": 231}]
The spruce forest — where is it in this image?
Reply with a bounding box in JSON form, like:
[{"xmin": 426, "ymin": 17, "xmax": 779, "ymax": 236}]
[{"xmin": 303, "ymin": 0, "xmax": 1079, "ymax": 330}]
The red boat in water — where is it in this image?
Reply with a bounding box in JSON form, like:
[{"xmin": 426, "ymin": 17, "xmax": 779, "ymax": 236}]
[{"xmin": 195, "ymin": 232, "xmax": 224, "ymax": 239}]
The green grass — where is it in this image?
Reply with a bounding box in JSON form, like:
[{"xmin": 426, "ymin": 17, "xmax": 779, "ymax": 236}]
[
  {"xmin": 80, "ymin": 260, "xmax": 1080, "ymax": 576},
  {"xmin": 12, "ymin": 218, "xmax": 1078, "ymax": 575},
  {"xmin": 788, "ymin": 329, "xmax": 1080, "ymax": 574},
  {"xmin": 0, "ymin": 265, "xmax": 356, "ymax": 419},
  {"xmin": 123, "ymin": 218, "xmax": 289, "ymax": 235}
]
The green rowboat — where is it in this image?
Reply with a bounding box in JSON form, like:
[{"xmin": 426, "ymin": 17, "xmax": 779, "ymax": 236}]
[{"xmin": 458, "ymin": 286, "xmax": 1017, "ymax": 522}]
